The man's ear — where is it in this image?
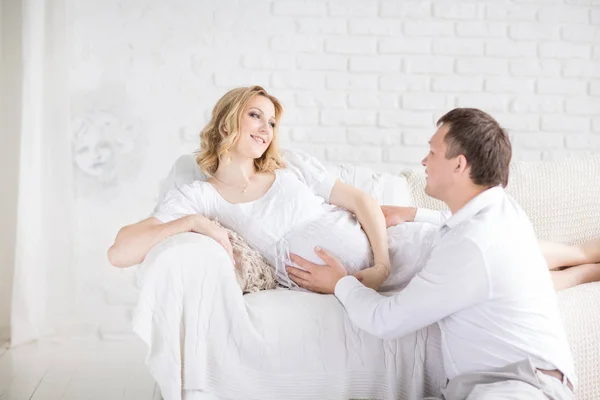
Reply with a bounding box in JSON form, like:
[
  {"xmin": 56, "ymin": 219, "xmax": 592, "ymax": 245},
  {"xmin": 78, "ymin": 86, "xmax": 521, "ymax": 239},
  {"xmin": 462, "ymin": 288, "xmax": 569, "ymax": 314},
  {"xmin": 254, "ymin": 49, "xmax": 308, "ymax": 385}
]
[{"xmin": 456, "ymin": 154, "xmax": 468, "ymax": 173}]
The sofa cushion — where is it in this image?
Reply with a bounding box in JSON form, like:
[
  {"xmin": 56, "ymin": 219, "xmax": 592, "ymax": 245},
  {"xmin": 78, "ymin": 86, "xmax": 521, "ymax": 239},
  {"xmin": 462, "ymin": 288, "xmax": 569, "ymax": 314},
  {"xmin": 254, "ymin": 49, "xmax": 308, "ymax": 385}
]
[
  {"xmin": 400, "ymin": 155, "xmax": 600, "ymax": 245},
  {"xmin": 327, "ymin": 163, "xmax": 413, "ymax": 207},
  {"xmin": 505, "ymin": 155, "xmax": 600, "ymax": 245}
]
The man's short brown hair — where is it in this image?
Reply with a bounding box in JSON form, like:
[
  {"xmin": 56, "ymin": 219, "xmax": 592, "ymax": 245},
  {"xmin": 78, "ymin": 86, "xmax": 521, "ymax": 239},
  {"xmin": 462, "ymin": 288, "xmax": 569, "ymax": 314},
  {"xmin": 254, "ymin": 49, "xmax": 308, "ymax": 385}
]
[{"xmin": 437, "ymin": 108, "xmax": 512, "ymax": 188}]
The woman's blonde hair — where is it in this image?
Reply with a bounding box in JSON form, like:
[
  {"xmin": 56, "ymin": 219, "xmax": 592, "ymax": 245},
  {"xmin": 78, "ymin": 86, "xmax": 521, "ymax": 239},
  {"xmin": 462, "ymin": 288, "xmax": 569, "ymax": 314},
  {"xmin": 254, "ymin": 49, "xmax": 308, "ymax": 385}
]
[{"xmin": 196, "ymin": 85, "xmax": 286, "ymax": 175}]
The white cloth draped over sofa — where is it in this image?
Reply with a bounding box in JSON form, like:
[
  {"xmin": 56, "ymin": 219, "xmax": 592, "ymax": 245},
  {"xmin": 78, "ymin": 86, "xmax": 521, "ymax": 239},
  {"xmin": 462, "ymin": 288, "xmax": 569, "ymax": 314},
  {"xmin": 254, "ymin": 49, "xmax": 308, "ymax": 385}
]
[{"xmin": 134, "ymin": 151, "xmax": 600, "ymax": 400}]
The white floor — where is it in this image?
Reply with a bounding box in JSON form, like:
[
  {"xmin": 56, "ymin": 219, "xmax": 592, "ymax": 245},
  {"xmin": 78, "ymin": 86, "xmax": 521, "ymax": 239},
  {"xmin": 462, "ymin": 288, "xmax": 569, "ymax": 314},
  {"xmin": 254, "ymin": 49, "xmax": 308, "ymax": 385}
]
[{"xmin": 0, "ymin": 337, "xmax": 161, "ymax": 400}]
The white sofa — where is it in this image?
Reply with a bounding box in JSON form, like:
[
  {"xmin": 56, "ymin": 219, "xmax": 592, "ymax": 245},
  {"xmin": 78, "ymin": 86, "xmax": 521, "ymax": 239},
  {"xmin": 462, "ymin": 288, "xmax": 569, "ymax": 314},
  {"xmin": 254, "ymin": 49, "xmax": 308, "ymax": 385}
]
[{"xmin": 133, "ymin": 152, "xmax": 600, "ymax": 400}]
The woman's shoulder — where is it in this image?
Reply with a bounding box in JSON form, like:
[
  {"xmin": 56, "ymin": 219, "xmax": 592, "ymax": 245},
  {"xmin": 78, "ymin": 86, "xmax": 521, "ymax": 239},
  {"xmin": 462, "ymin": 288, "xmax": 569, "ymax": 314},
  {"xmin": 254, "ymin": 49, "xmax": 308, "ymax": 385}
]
[
  {"xmin": 275, "ymin": 166, "xmax": 305, "ymax": 183},
  {"xmin": 163, "ymin": 179, "xmax": 215, "ymax": 201},
  {"xmin": 274, "ymin": 168, "xmax": 323, "ymax": 198},
  {"xmin": 176, "ymin": 179, "xmax": 212, "ymax": 190}
]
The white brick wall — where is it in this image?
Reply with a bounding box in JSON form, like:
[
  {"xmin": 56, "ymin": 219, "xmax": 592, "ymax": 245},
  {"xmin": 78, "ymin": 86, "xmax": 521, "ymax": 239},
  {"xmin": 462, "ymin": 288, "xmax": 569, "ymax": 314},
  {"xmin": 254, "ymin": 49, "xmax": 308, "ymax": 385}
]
[{"xmin": 70, "ymin": 0, "xmax": 600, "ymax": 336}]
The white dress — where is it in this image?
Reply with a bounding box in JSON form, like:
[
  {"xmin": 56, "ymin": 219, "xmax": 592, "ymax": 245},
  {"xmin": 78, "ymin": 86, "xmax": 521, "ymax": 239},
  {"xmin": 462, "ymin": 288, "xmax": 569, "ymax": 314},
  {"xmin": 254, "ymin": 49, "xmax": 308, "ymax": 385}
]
[{"xmin": 153, "ymin": 152, "xmax": 439, "ymax": 291}]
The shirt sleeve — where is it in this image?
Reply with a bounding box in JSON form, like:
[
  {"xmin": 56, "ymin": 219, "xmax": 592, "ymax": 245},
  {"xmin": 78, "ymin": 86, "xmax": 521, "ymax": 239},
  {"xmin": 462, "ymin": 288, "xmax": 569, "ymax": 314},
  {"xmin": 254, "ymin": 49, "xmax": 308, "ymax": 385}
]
[
  {"xmin": 283, "ymin": 148, "xmax": 337, "ymax": 203},
  {"xmin": 334, "ymin": 236, "xmax": 490, "ymax": 340},
  {"xmin": 153, "ymin": 181, "xmax": 212, "ymax": 223},
  {"xmin": 414, "ymin": 208, "xmax": 451, "ymax": 225}
]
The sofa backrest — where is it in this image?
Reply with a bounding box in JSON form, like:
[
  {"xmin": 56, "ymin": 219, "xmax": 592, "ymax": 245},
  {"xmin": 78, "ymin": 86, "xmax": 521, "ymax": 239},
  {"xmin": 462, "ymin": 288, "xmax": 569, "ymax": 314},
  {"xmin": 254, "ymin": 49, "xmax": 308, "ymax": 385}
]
[
  {"xmin": 159, "ymin": 151, "xmax": 600, "ymax": 245},
  {"xmin": 401, "ymin": 155, "xmax": 600, "ymax": 245}
]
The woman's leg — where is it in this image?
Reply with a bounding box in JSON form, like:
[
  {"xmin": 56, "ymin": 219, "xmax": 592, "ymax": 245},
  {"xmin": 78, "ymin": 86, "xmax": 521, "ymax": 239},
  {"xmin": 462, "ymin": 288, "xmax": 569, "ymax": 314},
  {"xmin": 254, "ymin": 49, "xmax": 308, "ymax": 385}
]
[
  {"xmin": 540, "ymin": 237, "xmax": 600, "ymax": 290},
  {"xmin": 551, "ymin": 263, "xmax": 600, "ymax": 291},
  {"xmin": 539, "ymin": 238, "xmax": 600, "ymax": 270}
]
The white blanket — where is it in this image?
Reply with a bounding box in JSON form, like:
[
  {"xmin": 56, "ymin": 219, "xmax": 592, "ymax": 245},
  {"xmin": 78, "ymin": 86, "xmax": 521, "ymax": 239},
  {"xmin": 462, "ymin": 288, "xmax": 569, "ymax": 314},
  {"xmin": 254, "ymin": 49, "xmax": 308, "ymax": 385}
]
[
  {"xmin": 133, "ymin": 232, "xmax": 447, "ymax": 400},
  {"xmin": 136, "ymin": 153, "xmax": 600, "ymax": 400}
]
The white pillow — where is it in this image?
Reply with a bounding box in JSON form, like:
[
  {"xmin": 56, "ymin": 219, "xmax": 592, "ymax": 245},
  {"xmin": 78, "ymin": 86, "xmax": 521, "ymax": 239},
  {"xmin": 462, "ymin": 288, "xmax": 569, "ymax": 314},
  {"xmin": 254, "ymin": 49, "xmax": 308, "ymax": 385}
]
[
  {"xmin": 154, "ymin": 149, "xmax": 413, "ymax": 209},
  {"xmin": 328, "ymin": 163, "xmax": 413, "ymax": 207}
]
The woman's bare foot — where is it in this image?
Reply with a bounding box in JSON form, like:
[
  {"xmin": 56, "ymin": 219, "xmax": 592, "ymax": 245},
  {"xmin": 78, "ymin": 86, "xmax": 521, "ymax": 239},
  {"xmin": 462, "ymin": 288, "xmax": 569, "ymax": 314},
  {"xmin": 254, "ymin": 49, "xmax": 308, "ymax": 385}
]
[
  {"xmin": 551, "ymin": 263, "xmax": 600, "ymax": 291},
  {"xmin": 575, "ymin": 238, "xmax": 600, "ymax": 264},
  {"xmin": 540, "ymin": 240, "xmax": 586, "ymax": 270},
  {"xmin": 541, "ymin": 238, "xmax": 600, "ymax": 270}
]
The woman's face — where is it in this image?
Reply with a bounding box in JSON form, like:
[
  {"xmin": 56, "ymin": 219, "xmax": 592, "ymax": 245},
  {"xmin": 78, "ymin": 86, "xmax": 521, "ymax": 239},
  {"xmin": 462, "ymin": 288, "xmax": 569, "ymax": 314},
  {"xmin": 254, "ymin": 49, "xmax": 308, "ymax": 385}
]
[{"xmin": 232, "ymin": 95, "xmax": 277, "ymax": 160}]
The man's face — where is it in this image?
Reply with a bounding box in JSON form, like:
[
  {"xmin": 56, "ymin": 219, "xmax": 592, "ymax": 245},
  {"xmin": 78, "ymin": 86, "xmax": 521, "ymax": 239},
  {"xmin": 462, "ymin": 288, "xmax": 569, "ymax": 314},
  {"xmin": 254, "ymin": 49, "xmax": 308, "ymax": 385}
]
[{"xmin": 422, "ymin": 124, "xmax": 458, "ymax": 201}]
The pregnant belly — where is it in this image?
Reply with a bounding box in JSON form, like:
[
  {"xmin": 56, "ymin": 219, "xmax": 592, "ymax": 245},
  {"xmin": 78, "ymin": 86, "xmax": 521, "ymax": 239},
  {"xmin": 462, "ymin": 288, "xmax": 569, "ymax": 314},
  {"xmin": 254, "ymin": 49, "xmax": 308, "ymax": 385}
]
[
  {"xmin": 380, "ymin": 222, "xmax": 439, "ymax": 292},
  {"xmin": 276, "ymin": 208, "xmax": 373, "ymax": 288}
]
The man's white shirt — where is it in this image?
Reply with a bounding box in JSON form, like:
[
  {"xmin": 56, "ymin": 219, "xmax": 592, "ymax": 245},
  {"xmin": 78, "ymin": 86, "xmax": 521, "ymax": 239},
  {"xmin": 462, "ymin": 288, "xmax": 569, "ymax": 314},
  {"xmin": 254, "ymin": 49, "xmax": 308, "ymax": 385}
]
[{"xmin": 334, "ymin": 187, "xmax": 576, "ymax": 387}]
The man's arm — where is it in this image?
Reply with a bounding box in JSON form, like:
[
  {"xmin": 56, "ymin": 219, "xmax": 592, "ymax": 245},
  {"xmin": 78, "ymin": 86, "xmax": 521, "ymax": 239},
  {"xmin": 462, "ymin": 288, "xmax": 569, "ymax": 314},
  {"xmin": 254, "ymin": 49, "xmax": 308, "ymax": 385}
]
[
  {"xmin": 381, "ymin": 206, "xmax": 451, "ymax": 227},
  {"xmin": 334, "ymin": 237, "xmax": 489, "ymax": 339}
]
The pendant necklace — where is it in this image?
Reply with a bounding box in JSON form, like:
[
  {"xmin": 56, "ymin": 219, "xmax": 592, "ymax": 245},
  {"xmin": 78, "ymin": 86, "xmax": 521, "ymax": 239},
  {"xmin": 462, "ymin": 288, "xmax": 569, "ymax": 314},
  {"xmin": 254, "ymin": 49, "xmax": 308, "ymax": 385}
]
[{"xmin": 212, "ymin": 175, "xmax": 251, "ymax": 194}]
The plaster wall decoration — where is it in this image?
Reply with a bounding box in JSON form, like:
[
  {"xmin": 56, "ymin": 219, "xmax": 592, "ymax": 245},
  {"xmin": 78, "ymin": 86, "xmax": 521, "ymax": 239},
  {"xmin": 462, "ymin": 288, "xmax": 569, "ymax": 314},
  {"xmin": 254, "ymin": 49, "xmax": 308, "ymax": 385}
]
[{"xmin": 71, "ymin": 110, "xmax": 140, "ymax": 183}]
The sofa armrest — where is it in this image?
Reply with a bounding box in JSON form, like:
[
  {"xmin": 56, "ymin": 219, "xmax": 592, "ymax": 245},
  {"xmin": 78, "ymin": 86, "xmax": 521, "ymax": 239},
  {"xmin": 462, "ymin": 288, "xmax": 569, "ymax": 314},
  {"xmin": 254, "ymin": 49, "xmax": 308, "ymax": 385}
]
[
  {"xmin": 134, "ymin": 232, "xmax": 243, "ymax": 339},
  {"xmin": 132, "ymin": 232, "xmax": 243, "ymax": 400},
  {"xmin": 135, "ymin": 232, "xmax": 238, "ymax": 293},
  {"xmin": 557, "ymin": 282, "xmax": 600, "ymax": 399}
]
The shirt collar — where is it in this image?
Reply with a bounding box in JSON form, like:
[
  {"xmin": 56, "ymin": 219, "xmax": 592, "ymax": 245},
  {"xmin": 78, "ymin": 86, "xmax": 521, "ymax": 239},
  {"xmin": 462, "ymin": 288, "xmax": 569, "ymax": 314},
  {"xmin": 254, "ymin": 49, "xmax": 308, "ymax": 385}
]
[{"xmin": 443, "ymin": 186, "xmax": 505, "ymax": 230}]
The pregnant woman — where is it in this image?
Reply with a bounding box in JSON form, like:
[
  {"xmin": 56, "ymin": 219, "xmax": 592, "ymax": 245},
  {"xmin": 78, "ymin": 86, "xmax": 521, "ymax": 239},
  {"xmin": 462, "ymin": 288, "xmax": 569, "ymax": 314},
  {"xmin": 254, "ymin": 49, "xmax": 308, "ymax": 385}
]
[
  {"xmin": 108, "ymin": 85, "xmax": 600, "ymax": 294},
  {"xmin": 108, "ymin": 85, "xmax": 398, "ymax": 291}
]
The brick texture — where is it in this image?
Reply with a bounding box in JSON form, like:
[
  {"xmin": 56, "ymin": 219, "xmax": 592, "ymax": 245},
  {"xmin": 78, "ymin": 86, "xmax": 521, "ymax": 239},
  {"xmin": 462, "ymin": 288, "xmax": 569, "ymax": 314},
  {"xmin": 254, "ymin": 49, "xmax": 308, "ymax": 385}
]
[{"xmin": 71, "ymin": 0, "xmax": 600, "ymax": 336}]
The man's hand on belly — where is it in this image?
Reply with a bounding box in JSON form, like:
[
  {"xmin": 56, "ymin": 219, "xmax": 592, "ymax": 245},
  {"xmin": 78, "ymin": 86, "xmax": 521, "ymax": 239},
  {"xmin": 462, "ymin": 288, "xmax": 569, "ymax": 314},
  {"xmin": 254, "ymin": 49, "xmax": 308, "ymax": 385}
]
[{"xmin": 286, "ymin": 247, "xmax": 348, "ymax": 294}]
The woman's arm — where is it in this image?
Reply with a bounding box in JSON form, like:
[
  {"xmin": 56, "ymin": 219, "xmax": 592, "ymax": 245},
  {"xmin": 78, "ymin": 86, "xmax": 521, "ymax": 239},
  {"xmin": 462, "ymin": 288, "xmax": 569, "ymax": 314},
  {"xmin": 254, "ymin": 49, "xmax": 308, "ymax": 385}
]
[
  {"xmin": 329, "ymin": 180, "xmax": 391, "ymax": 289},
  {"xmin": 107, "ymin": 214, "xmax": 232, "ymax": 268},
  {"xmin": 108, "ymin": 216, "xmax": 191, "ymax": 268},
  {"xmin": 381, "ymin": 206, "xmax": 451, "ymax": 227}
]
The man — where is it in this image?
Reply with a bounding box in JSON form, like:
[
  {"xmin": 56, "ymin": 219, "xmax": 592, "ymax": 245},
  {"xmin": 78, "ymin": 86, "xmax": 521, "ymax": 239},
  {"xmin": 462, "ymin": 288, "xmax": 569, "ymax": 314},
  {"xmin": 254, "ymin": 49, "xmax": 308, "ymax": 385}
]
[{"xmin": 286, "ymin": 108, "xmax": 576, "ymax": 399}]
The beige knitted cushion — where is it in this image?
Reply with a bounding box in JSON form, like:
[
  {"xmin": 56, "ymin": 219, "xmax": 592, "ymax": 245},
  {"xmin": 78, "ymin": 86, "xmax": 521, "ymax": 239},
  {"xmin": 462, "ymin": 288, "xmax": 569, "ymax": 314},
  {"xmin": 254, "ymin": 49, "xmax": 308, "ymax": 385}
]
[
  {"xmin": 214, "ymin": 221, "xmax": 277, "ymax": 294},
  {"xmin": 504, "ymin": 156, "xmax": 600, "ymax": 400},
  {"xmin": 401, "ymin": 155, "xmax": 600, "ymax": 244},
  {"xmin": 505, "ymin": 155, "xmax": 600, "ymax": 245},
  {"xmin": 556, "ymin": 283, "xmax": 600, "ymax": 400}
]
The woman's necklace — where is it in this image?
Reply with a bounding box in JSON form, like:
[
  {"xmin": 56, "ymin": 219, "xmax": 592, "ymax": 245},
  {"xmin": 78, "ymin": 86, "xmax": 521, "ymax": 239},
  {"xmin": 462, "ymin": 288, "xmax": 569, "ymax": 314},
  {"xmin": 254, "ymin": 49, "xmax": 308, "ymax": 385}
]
[{"xmin": 212, "ymin": 174, "xmax": 252, "ymax": 194}]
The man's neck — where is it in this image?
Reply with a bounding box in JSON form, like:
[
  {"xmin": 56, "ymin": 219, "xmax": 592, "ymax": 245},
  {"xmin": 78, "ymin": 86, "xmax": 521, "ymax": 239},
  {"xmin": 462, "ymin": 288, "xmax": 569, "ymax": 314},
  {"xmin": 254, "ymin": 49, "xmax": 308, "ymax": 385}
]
[{"xmin": 445, "ymin": 184, "xmax": 489, "ymax": 215}]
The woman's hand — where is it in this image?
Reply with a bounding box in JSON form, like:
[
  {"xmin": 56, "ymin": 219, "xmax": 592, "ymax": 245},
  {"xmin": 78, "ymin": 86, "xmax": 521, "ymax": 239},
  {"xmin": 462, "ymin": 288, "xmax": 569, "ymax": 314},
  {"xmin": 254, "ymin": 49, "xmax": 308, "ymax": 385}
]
[
  {"xmin": 188, "ymin": 215, "xmax": 235, "ymax": 265},
  {"xmin": 381, "ymin": 206, "xmax": 417, "ymax": 228},
  {"xmin": 352, "ymin": 264, "xmax": 390, "ymax": 291}
]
